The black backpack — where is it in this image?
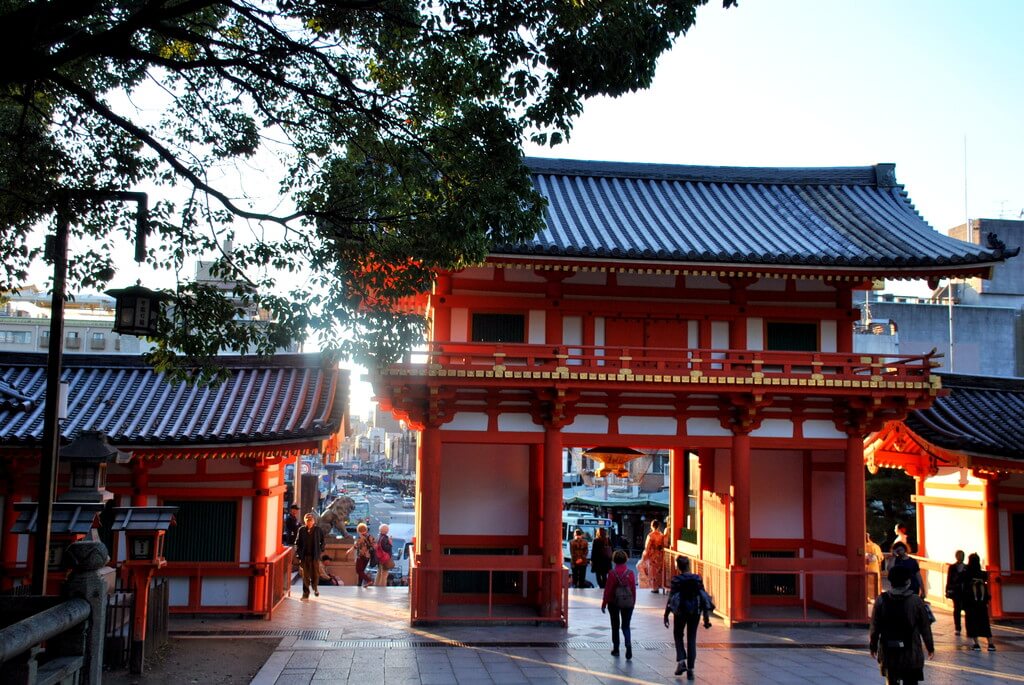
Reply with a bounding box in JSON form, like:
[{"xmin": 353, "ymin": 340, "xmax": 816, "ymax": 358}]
[{"xmin": 879, "ymin": 593, "xmax": 914, "ymax": 651}]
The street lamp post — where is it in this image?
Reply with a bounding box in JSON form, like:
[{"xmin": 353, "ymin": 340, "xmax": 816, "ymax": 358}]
[{"xmin": 32, "ymin": 190, "xmax": 149, "ymax": 595}]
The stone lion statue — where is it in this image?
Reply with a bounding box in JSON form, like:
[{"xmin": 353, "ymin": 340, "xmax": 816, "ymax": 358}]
[{"xmin": 318, "ymin": 495, "xmax": 356, "ymax": 538}]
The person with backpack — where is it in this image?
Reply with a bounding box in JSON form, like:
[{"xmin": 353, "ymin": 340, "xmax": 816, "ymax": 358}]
[
  {"xmin": 870, "ymin": 565, "xmax": 935, "ymax": 685},
  {"xmin": 663, "ymin": 556, "xmax": 711, "ymax": 680},
  {"xmin": 601, "ymin": 549, "xmax": 636, "ymax": 660},
  {"xmin": 962, "ymin": 553, "xmax": 995, "ymax": 651}
]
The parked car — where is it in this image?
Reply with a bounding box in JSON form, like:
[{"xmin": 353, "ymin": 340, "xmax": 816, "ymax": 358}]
[
  {"xmin": 401, "ymin": 496, "xmax": 415, "ymax": 509},
  {"xmin": 382, "ymin": 494, "xmax": 396, "ymax": 503}
]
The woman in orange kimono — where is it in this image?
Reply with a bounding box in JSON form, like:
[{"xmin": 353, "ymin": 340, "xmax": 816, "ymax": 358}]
[{"xmin": 638, "ymin": 520, "xmax": 666, "ymax": 592}]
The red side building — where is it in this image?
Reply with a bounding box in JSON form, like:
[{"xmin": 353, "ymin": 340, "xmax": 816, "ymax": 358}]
[
  {"xmin": 373, "ymin": 158, "xmax": 1014, "ymax": 625},
  {"xmin": 0, "ymin": 353, "xmax": 347, "ymax": 617}
]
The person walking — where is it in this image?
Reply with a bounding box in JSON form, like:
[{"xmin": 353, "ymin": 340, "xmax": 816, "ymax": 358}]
[
  {"xmin": 664, "ymin": 556, "xmax": 710, "ymax": 680},
  {"xmin": 283, "ymin": 504, "xmax": 300, "ymax": 545},
  {"xmin": 945, "ymin": 550, "xmax": 967, "ymax": 636},
  {"xmin": 962, "ymin": 553, "xmax": 996, "ymax": 651},
  {"xmin": 348, "ymin": 521, "xmax": 375, "ymax": 587},
  {"xmin": 866, "ymin": 533, "xmax": 884, "ymax": 601},
  {"xmin": 889, "ymin": 542, "xmax": 925, "ymax": 598},
  {"xmin": 870, "ymin": 565, "xmax": 935, "ymax": 685},
  {"xmin": 374, "ymin": 523, "xmax": 394, "ymax": 587},
  {"xmin": 294, "ymin": 513, "xmax": 325, "ymax": 599},
  {"xmin": 591, "ymin": 527, "xmax": 613, "ymax": 589},
  {"xmin": 639, "ymin": 520, "xmax": 666, "ymax": 592},
  {"xmin": 602, "ymin": 549, "xmax": 636, "ymax": 660},
  {"xmin": 570, "ymin": 528, "xmax": 590, "ymax": 589}
]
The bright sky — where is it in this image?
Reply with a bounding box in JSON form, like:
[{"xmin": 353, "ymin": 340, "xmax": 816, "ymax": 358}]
[{"xmin": 525, "ymin": 0, "xmax": 1024, "ymax": 247}]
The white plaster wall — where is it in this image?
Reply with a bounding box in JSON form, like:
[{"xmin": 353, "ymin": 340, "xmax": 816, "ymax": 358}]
[
  {"xmin": 688, "ymin": 321, "xmax": 699, "ymax": 348},
  {"xmin": 201, "ymin": 577, "xmax": 250, "ymax": 606},
  {"xmin": 751, "ymin": 450, "xmax": 803, "ymax": 538},
  {"xmin": 711, "ymin": 321, "xmax": 729, "ymax": 350},
  {"xmin": 619, "ymin": 416, "xmax": 677, "ymax": 436},
  {"xmin": 618, "ymin": 272, "xmax": 675, "ymax": 288},
  {"xmin": 811, "ymin": 552, "xmax": 846, "ymax": 612},
  {"xmin": 749, "ymin": 278, "xmax": 786, "ymax": 292},
  {"xmin": 450, "ymin": 308, "xmax": 468, "ymax": 342},
  {"xmin": 456, "ymin": 266, "xmax": 493, "ymax": 281},
  {"xmin": 794, "ymin": 280, "xmax": 834, "ymax": 292},
  {"xmin": 497, "ymin": 413, "xmax": 543, "ymax": 432},
  {"xmin": 750, "ymin": 419, "xmax": 793, "ymax": 438},
  {"xmin": 563, "ymin": 316, "xmax": 582, "ymax": 345},
  {"xmin": 686, "ymin": 418, "xmax": 731, "ymax": 437},
  {"xmin": 595, "ymin": 318, "xmax": 605, "ymax": 348},
  {"xmin": 811, "ymin": 471, "xmax": 844, "ymax": 546},
  {"xmin": 685, "ymin": 276, "xmax": 729, "ymax": 290},
  {"xmin": 1002, "ymin": 585, "xmax": 1024, "ymax": 615},
  {"xmin": 747, "ymin": 318, "xmax": 764, "ymax": 351},
  {"xmin": 562, "ymin": 415, "xmax": 609, "ymax": 434},
  {"xmin": 206, "ymin": 460, "xmax": 253, "ymax": 475},
  {"xmin": 440, "ymin": 443, "xmax": 529, "ymax": 536},
  {"xmin": 504, "ymin": 269, "xmax": 544, "ymax": 282},
  {"xmin": 922, "ymin": 504, "xmax": 983, "ymax": 570},
  {"xmin": 529, "ymin": 310, "xmax": 546, "ymax": 344},
  {"xmin": 820, "ymin": 320, "xmax": 837, "ymax": 353},
  {"xmin": 803, "ymin": 421, "xmax": 845, "ymax": 439},
  {"xmin": 564, "ymin": 271, "xmax": 607, "ymax": 285},
  {"xmin": 239, "ymin": 497, "xmax": 252, "ymax": 562},
  {"xmin": 924, "ymin": 470, "xmax": 981, "ymax": 501},
  {"xmin": 999, "ymin": 509, "xmax": 1009, "ymax": 571},
  {"xmin": 441, "ymin": 412, "xmax": 489, "ymax": 431},
  {"xmin": 168, "ymin": 577, "xmax": 190, "ymax": 607}
]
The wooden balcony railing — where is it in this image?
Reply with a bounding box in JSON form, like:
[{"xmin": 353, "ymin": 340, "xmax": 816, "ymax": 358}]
[{"xmin": 396, "ymin": 342, "xmax": 937, "ymax": 386}]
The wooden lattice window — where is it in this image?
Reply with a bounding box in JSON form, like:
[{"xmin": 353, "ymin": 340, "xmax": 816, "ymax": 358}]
[{"xmin": 163, "ymin": 500, "xmax": 237, "ymax": 562}]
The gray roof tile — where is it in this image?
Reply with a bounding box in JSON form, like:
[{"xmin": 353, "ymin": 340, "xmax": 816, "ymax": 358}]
[
  {"xmin": 495, "ymin": 158, "xmax": 1011, "ymax": 272},
  {"xmin": 0, "ymin": 353, "xmax": 347, "ymax": 447}
]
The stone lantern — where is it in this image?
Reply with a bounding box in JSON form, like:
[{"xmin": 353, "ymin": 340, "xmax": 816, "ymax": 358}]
[{"xmin": 59, "ymin": 430, "xmax": 121, "ymax": 503}]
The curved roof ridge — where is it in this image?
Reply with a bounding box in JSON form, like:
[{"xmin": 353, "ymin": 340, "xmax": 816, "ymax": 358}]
[{"xmin": 525, "ymin": 156, "xmax": 887, "ymax": 187}]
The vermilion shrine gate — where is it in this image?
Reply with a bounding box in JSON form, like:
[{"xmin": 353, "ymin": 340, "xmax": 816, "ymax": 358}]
[{"xmin": 373, "ymin": 158, "xmax": 1014, "ymax": 625}]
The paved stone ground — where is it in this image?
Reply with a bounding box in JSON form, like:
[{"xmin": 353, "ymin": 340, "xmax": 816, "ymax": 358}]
[{"xmin": 169, "ymin": 586, "xmax": 1024, "ymax": 684}]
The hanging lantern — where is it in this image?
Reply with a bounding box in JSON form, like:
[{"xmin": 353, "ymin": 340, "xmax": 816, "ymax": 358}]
[
  {"xmin": 106, "ymin": 283, "xmax": 170, "ymax": 337},
  {"xmin": 583, "ymin": 446, "xmax": 646, "ymax": 478}
]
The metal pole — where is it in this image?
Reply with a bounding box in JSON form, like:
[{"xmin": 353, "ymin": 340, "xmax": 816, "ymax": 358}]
[{"xmin": 32, "ymin": 194, "xmax": 69, "ymax": 595}]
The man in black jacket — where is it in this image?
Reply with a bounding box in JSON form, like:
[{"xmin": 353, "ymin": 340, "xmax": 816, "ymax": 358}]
[{"xmin": 295, "ymin": 513, "xmax": 326, "ymax": 599}]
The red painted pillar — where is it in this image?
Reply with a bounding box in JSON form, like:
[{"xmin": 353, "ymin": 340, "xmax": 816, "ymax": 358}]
[
  {"xmin": 845, "ymin": 434, "xmax": 867, "ymax": 621},
  {"xmin": 914, "ymin": 476, "xmax": 927, "ymax": 557},
  {"xmin": 984, "ymin": 478, "xmax": 1003, "ymax": 617},
  {"xmin": 669, "ymin": 448, "xmax": 686, "ymax": 547},
  {"xmin": 415, "ymin": 425, "xmax": 442, "ymax": 618},
  {"xmin": 730, "ymin": 432, "xmax": 751, "ymax": 622},
  {"xmin": 836, "ymin": 287, "xmax": 854, "ymax": 353},
  {"xmin": 131, "ymin": 461, "xmax": 150, "ymax": 507},
  {"xmin": 543, "ymin": 426, "xmax": 563, "ymax": 618},
  {"xmin": 251, "ymin": 463, "xmax": 270, "ymax": 614}
]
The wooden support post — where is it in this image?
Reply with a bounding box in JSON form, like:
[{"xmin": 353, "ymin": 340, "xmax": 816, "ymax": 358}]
[
  {"xmin": 730, "ymin": 433, "xmax": 751, "ymax": 622},
  {"xmin": 416, "ymin": 426, "xmax": 442, "ymax": 616},
  {"xmin": 915, "ymin": 476, "xmax": 927, "ymax": 557},
  {"xmin": 543, "ymin": 427, "xmax": 563, "ymax": 618},
  {"xmin": 845, "ymin": 434, "xmax": 867, "ymax": 621},
  {"xmin": 984, "ymin": 478, "xmax": 1003, "ymax": 618}
]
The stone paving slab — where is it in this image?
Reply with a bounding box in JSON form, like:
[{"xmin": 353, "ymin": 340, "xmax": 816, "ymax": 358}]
[{"xmin": 168, "ymin": 586, "xmax": 1024, "ymax": 684}]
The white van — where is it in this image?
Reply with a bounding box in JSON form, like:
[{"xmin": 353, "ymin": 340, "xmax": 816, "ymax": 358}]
[
  {"xmin": 383, "ymin": 523, "xmax": 415, "ymax": 586},
  {"xmin": 562, "ymin": 511, "xmax": 617, "ymax": 562}
]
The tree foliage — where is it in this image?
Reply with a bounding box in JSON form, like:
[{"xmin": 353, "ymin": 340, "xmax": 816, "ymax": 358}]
[{"xmin": 0, "ymin": 0, "xmax": 733, "ymax": 373}]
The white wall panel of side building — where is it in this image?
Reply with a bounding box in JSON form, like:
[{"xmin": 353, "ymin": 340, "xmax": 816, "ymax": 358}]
[
  {"xmin": 239, "ymin": 496, "xmax": 252, "ymax": 562},
  {"xmin": 820, "ymin": 320, "xmax": 837, "ymax": 352},
  {"xmin": 201, "ymin": 577, "xmax": 250, "ymax": 607},
  {"xmin": 619, "ymin": 416, "xmax": 677, "ymax": 435},
  {"xmin": 811, "ymin": 471, "xmax": 845, "ymax": 547},
  {"xmin": 751, "ymin": 450, "xmax": 803, "ymax": 539},
  {"xmin": 497, "ymin": 413, "xmax": 544, "ymax": 432},
  {"xmin": 529, "ymin": 310, "xmax": 545, "ymax": 344},
  {"xmin": 450, "ymin": 308, "xmax": 468, "ymax": 342},
  {"xmin": 562, "ymin": 415, "xmax": 609, "ymax": 434},
  {"xmin": 441, "ymin": 412, "xmax": 489, "ymax": 431},
  {"xmin": 747, "ymin": 318, "xmax": 764, "ymax": 351},
  {"xmin": 440, "ymin": 443, "xmax": 529, "ymax": 536}
]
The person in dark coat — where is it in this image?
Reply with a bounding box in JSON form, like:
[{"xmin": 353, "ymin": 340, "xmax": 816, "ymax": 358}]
[
  {"xmin": 663, "ymin": 556, "xmax": 710, "ymax": 681},
  {"xmin": 591, "ymin": 527, "xmax": 613, "ymax": 589},
  {"xmin": 283, "ymin": 504, "xmax": 299, "ymax": 545},
  {"xmin": 870, "ymin": 565, "xmax": 935, "ymax": 685},
  {"xmin": 945, "ymin": 550, "xmax": 967, "ymax": 636},
  {"xmin": 962, "ymin": 553, "xmax": 995, "ymax": 651},
  {"xmin": 294, "ymin": 513, "xmax": 326, "ymax": 599}
]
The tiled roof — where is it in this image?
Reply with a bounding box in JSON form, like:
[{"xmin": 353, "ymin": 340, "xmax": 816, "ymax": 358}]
[
  {"xmin": 494, "ymin": 157, "xmax": 1012, "ymax": 273},
  {"xmin": 905, "ymin": 374, "xmax": 1024, "ymax": 459},
  {"xmin": 0, "ymin": 353, "xmax": 347, "ymax": 448}
]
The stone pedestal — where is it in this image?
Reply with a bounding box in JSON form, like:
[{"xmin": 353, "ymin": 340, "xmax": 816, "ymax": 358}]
[{"xmin": 322, "ymin": 540, "xmax": 357, "ymax": 585}]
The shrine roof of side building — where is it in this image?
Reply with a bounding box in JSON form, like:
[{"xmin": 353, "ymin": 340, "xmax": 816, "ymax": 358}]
[
  {"xmin": 905, "ymin": 373, "xmax": 1024, "ymax": 460},
  {"xmin": 0, "ymin": 352, "xmax": 348, "ymax": 448},
  {"xmin": 490, "ymin": 157, "xmax": 1017, "ymax": 278}
]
